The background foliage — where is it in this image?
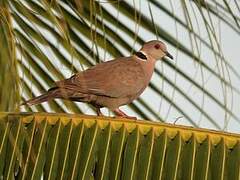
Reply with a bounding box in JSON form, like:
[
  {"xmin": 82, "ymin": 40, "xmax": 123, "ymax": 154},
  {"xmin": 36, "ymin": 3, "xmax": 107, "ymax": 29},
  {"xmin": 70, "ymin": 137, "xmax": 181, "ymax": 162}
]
[{"xmin": 1, "ymin": 0, "xmax": 240, "ymax": 131}]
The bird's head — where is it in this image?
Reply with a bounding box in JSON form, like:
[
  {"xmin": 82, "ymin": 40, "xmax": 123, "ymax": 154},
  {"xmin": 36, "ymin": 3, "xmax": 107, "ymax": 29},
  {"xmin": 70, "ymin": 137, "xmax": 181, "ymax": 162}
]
[{"xmin": 139, "ymin": 40, "xmax": 173, "ymax": 60}]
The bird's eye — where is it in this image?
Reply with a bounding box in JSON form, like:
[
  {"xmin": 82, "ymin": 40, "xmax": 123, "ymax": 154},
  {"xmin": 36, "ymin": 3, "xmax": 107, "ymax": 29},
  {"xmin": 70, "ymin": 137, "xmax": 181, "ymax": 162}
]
[{"xmin": 154, "ymin": 44, "xmax": 160, "ymax": 49}]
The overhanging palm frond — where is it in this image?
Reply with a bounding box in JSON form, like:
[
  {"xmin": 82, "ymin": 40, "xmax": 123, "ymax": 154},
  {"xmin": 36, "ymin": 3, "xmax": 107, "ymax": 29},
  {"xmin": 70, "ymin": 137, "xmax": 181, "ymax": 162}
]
[
  {"xmin": 1, "ymin": 0, "xmax": 240, "ymax": 130},
  {"xmin": 0, "ymin": 1, "xmax": 20, "ymax": 111}
]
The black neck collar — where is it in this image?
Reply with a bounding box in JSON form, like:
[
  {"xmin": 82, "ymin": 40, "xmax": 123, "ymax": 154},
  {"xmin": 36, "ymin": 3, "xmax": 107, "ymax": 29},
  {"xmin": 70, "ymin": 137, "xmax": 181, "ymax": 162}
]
[{"xmin": 135, "ymin": 51, "xmax": 147, "ymax": 60}]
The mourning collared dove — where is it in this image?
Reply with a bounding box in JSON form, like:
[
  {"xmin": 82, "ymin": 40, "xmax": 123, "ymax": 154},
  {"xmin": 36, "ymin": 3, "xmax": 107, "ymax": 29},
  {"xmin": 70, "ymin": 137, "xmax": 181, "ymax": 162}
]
[{"xmin": 23, "ymin": 40, "xmax": 173, "ymax": 118}]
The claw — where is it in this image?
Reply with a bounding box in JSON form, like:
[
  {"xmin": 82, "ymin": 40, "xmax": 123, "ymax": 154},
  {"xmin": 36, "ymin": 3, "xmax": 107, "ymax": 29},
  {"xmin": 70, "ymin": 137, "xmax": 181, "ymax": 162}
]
[{"xmin": 113, "ymin": 108, "xmax": 137, "ymax": 120}]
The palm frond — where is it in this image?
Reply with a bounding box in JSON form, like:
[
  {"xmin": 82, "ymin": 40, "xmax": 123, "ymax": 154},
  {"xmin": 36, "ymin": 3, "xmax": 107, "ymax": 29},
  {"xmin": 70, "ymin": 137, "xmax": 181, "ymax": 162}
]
[
  {"xmin": 0, "ymin": 113, "xmax": 240, "ymax": 179},
  {"xmin": 0, "ymin": 2, "xmax": 20, "ymax": 111}
]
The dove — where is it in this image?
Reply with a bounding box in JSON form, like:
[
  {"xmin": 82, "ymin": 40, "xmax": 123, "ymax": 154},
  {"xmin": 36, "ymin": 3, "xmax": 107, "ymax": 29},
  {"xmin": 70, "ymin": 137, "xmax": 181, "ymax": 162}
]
[{"xmin": 22, "ymin": 40, "xmax": 173, "ymax": 119}]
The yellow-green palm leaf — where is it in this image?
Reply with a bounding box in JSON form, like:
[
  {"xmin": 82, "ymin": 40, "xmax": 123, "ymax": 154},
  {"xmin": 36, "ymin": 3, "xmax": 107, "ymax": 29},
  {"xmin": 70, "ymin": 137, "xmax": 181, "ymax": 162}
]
[{"xmin": 1, "ymin": 112, "xmax": 240, "ymax": 179}]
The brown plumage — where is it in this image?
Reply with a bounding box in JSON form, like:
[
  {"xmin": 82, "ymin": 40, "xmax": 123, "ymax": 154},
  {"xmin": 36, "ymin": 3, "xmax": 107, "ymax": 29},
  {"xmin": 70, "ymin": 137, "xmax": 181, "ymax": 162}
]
[{"xmin": 22, "ymin": 40, "xmax": 173, "ymax": 118}]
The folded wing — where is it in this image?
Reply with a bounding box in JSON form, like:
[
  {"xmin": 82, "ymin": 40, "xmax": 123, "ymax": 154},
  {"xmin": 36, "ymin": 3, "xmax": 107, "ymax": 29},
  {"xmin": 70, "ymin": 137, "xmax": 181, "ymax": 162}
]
[{"xmin": 55, "ymin": 57, "xmax": 146, "ymax": 98}]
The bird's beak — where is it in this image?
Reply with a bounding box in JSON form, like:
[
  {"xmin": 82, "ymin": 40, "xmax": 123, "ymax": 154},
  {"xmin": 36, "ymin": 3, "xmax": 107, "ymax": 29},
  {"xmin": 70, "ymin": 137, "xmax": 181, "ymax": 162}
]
[{"xmin": 165, "ymin": 51, "xmax": 173, "ymax": 60}]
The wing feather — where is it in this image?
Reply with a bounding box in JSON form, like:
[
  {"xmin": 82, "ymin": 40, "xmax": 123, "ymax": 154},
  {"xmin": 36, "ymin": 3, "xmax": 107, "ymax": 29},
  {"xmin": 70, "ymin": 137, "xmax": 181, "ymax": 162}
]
[{"xmin": 56, "ymin": 57, "xmax": 146, "ymax": 98}]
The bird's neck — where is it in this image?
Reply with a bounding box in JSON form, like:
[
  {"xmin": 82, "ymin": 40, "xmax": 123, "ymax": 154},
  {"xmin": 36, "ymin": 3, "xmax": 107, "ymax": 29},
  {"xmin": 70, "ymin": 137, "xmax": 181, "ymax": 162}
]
[{"xmin": 138, "ymin": 56, "xmax": 156, "ymax": 83}]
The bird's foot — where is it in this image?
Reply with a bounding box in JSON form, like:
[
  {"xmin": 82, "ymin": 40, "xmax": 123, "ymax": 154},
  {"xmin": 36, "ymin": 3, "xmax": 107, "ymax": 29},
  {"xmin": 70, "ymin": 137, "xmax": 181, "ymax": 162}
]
[{"xmin": 113, "ymin": 109, "xmax": 137, "ymax": 120}]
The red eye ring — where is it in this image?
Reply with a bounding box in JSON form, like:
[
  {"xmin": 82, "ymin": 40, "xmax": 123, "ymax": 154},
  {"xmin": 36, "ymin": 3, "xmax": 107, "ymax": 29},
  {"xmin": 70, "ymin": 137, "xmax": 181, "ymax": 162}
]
[{"xmin": 154, "ymin": 44, "xmax": 160, "ymax": 49}]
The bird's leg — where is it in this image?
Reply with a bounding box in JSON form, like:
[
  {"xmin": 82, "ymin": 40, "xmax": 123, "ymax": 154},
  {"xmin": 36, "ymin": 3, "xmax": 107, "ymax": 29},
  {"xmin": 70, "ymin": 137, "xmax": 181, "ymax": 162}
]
[
  {"xmin": 96, "ymin": 108, "xmax": 103, "ymax": 116},
  {"xmin": 113, "ymin": 108, "xmax": 137, "ymax": 120}
]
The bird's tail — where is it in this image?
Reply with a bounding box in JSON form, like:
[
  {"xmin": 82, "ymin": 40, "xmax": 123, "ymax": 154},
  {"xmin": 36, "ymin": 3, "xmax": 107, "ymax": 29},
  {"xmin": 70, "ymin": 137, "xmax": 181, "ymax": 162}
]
[{"xmin": 21, "ymin": 87, "xmax": 59, "ymax": 106}]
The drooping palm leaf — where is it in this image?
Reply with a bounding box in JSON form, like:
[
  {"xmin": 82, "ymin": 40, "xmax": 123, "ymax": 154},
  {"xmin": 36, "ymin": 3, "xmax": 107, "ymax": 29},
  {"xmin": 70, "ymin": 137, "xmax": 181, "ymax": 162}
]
[{"xmin": 0, "ymin": 0, "xmax": 20, "ymax": 111}]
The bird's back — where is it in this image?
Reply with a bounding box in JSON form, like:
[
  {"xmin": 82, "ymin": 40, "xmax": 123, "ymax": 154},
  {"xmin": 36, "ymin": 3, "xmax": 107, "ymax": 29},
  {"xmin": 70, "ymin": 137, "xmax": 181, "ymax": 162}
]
[{"xmin": 56, "ymin": 56, "xmax": 147, "ymax": 99}]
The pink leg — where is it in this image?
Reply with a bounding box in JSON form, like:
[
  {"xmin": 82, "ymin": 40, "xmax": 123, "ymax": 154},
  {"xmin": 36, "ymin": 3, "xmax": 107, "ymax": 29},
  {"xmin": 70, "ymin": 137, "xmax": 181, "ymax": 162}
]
[
  {"xmin": 113, "ymin": 108, "xmax": 137, "ymax": 120},
  {"xmin": 96, "ymin": 108, "xmax": 103, "ymax": 116}
]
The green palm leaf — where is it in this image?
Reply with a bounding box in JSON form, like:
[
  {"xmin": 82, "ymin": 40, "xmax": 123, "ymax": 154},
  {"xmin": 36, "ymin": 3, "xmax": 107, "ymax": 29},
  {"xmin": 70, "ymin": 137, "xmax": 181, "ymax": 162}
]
[{"xmin": 0, "ymin": 113, "xmax": 240, "ymax": 179}]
